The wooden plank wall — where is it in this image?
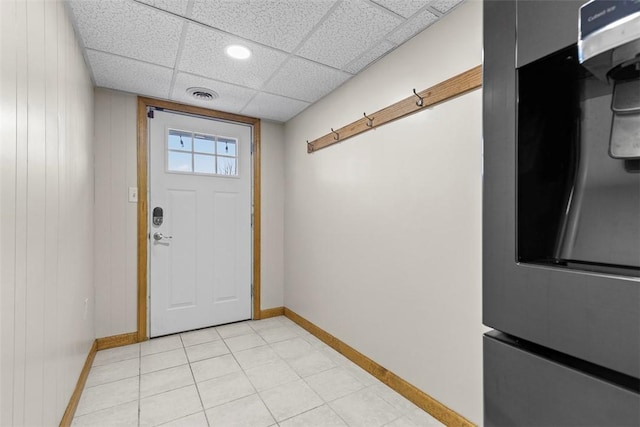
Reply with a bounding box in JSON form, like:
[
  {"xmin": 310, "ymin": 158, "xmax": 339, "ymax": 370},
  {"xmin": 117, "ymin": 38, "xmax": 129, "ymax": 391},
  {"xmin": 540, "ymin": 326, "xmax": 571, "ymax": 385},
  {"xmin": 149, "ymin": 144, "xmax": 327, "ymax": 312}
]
[{"xmin": 0, "ymin": 0, "xmax": 96, "ymax": 425}]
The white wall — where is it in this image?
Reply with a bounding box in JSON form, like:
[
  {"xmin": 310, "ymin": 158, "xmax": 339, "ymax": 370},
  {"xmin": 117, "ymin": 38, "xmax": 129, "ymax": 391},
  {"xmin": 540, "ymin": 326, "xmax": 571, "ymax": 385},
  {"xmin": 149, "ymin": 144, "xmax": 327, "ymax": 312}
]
[
  {"xmin": 0, "ymin": 0, "xmax": 95, "ymax": 425},
  {"xmin": 260, "ymin": 121, "xmax": 285, "ymax": 310},
  {"xmin": 283, "ymin": 1, "xmax": 483, "ymax": 423},
  {"xmin": 94, "ymin": 89, "xmax": 138, "ymax": 338},
  {"xmin": 93, "ymin": 91, "xmax": 286, "ymax": 337}
]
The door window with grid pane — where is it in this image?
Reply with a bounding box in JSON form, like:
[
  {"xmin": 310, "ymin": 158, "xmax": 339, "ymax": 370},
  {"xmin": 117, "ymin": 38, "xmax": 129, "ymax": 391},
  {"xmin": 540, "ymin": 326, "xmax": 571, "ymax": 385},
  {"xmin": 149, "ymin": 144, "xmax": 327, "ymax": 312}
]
[{"xmin": 167, "ymin": 129, "xmax": 238, "ymax": 176}]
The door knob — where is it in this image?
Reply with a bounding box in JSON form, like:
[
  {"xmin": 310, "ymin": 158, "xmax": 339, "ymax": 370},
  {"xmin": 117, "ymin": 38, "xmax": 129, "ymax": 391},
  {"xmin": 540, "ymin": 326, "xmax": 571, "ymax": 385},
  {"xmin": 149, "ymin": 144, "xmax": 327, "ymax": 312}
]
[{"xmin": 153, "ymin": 232, "xmax": 173, "ymax": 241}]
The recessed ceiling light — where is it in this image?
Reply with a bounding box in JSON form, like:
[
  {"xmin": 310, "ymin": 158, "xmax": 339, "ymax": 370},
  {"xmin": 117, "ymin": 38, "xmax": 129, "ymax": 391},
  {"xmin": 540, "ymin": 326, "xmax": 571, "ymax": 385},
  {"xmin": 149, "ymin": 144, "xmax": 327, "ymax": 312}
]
[{"xmin": 226, "ymin": 45, "xmax": 251, "ymax": 60}]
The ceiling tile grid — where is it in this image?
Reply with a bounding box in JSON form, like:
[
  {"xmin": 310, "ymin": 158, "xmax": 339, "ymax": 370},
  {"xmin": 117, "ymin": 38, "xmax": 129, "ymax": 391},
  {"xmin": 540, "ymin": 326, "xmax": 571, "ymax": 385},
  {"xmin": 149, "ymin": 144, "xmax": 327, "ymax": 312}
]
[
  {"xmin": 295, "ymin": 0, "xmax": 403, "ymax": 69},
  {"xmin": 191, "ymin": 0, "xmax": 338, "ymax": 52},
  {"xmin": 263, "ymin": 57, "xmax": 352, "ymax": 103},
  {"xmin": 241, "ymin": 92, "xmax": 311, "ymax": 123},
  {"xmin": 68, "ymin": 0, "xmax": 466, "ymax": 122},
  {"xmin": 179, "ymin": 23, "xmax": 289, "ymax": 90},
  {"xmin": 430, "ymin": 0, "xmax": 464, "ymax": 14},
  {"xmin": 135, "ymin": 0, "xmax": 190, "ymax": 16},
  {"xmin": 387, "ymin": 8, "xmax": 439, "ymax": 45},
  {"xmin": 371, "ymin": 0, "xmax": 434, "ymax": 19},
  {"xmin": 171, "ymin": 72, "xmax": 258, "ymax": 113},
  {"xmin": 87, "ymin": 50, "xmax": 173, "ymax": 99},
  {"xmin": 69, "ymin": 0, "xmax": 183, "ymax": 68},
  {"xmin": 344, "ymin": 40, "xmax": 397, "ymax": 75}
]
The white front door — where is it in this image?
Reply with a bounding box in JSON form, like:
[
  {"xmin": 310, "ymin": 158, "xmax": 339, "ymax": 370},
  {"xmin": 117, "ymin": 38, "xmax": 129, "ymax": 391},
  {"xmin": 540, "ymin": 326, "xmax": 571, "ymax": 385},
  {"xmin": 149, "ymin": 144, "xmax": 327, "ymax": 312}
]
[{"xmin": 149, "ymin": 110, "xmax": 252, "ymax": 337}]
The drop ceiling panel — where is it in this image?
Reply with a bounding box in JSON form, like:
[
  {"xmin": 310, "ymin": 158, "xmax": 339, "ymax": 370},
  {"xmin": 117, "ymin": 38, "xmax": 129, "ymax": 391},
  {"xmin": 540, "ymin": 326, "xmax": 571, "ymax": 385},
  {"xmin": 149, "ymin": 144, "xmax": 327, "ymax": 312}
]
[
  {"xmin": 172, "ymin": 73, "xmax": 257, "ymax": 113},
  {"xmin": 69, "ymin": 0, "xmax": 183, "ymax": 68},
  {"xmin": 263, "ymin": 57, "xmax": 351, "ymax": 103},
  {"xmin": 296, "ymin": 0, "xmax": 403, "ymax": 69},
  {"xmin": 191, "ymin": 0, "xmax": 337, "ymax": 52},
  {"xmin": 241, "ymin": 93, "xmax": 310, "ymax": 123},
  {"xmin": 344, "ymin": 41, "xmax": 397, "ymax": 74},
  {"xmin": 387, "ymin": 9, "xmax": 438, "ymax": 45},
  {"xmin": 87, "ymin": 50, "xmax": 173, "ymax": 99},
  {"xmin": 68, "ymin": 0, "xmax": 467, "ymax": 123},
  {"xmin": 135, "ymin": 0, "xmax": 190, "ymax": 16},
  {"xmin": 179, "ymin": 23, "xmax": 288, "ymax": 90},
  {"xmin": 372, "ymin": 0, "xmax": 433, "ymax": 18},
  {"xmin": 431, "ymin": 0, "xmax": 464, "ymax": 14}
]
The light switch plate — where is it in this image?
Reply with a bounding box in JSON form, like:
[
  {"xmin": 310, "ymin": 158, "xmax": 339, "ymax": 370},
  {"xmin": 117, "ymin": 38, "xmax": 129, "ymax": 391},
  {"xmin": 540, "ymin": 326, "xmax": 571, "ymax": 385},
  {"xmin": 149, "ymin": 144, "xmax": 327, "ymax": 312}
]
[{"xmin": 128, "ymin": 187, "xmax": 138, "ymax": 203}]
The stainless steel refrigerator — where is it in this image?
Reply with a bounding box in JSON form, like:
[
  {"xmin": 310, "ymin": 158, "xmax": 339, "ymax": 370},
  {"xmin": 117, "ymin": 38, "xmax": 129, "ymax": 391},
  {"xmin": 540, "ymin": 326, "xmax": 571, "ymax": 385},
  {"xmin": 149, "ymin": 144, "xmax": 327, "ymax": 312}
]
[{"xmin": 483, "ymin": 1, "xmax": 640, "ymax": 425}]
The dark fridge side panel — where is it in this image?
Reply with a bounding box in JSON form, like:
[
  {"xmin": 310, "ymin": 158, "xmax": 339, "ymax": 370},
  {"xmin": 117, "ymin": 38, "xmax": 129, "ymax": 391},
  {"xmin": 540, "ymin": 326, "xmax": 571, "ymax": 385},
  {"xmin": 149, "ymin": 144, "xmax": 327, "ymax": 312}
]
[
  {"xmin": 483, "ymin": 0, "xmax": 640, "ymax": 378},
  {"xmin": 484, "ymin": 333, "xmax": 640, "ymax": 427}
]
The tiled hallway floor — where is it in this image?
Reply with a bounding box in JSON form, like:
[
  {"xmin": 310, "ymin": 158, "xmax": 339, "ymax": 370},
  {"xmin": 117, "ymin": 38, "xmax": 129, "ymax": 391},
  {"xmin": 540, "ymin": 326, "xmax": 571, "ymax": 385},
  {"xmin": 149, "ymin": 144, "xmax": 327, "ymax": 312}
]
[{"xmin": 72, "ymin": 316, "xmax": 443, "ymax": 427}]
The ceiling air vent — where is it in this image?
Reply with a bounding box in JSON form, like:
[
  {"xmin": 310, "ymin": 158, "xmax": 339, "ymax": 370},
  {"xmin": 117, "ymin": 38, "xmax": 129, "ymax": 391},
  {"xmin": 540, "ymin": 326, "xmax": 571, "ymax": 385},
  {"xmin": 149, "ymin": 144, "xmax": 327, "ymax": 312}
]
[{"xmin": 186, "ymin": 87, "xmax": 219, "ymax": 102}]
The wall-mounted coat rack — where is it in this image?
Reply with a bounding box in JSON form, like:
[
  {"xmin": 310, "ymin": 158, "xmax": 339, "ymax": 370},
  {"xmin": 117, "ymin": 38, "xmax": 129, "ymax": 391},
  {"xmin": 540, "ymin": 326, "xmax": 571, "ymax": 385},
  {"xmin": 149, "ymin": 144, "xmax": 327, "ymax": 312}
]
[{"xmin": 306, "ymin": 65, "xmax": 482, "ymax": 153}]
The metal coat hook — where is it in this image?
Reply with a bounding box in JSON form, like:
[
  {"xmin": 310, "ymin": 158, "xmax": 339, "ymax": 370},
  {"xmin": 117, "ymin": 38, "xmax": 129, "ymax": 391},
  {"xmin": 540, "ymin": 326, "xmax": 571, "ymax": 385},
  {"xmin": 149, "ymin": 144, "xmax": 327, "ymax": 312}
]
[
  {"xmin": 331, "ymin": 128, "xmax": 339, "ymax": 140},
  {"xmin": 363, "ymin": 112, "xmax": 374, "ymax": 127},
  {"xmin": 413, "ymin": 88, "xmax": 424, "ymax": 107}
]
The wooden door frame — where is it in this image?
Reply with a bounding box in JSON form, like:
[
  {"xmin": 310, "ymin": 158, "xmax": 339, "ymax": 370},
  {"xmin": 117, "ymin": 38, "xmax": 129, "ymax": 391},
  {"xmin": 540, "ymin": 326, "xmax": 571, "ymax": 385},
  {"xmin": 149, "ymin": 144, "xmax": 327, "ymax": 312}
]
[{"xmin": 136, "ymin": 97, "xmax": 262, "ymax": 341}]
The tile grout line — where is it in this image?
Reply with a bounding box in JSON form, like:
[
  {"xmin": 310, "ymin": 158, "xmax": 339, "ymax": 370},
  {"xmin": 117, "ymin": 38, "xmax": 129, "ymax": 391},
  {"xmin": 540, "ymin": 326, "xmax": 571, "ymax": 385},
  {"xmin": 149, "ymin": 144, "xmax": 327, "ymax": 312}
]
[
  {"xmin": 272, "ymin": 319, "xmax": 427, "ymax": 425},
  {"xmin": 72, "ymin": 346, "xmax": 143, "ymax": 422},
  {"xmin": 271, "ymin": 328, "xmax": 352, "ymax": 426},
  {"xmin": 243, "ymin": 317, "xmax": 326, "ymax": 424},
  {"xmin": 201, "ymin": 324, "xmax": 272, "ymax": 423},
  {"xmin": 234, "ymin": 317, "xmax": 285, "ymax": 425},
  {"xmin": 77, "ymin": 321, "xmax": 278, "ymax": 423},
  {"xmin": 301, "ymin": 329, "xmax": 440, "ymax": 426},
  {"xmin": 181, "ymin": 333, "xmax": 211, "ymax": 427},
  {"xmin": 75, "ymin": 318, "xmax": 436, "ymax": 426},
  {"xmin": 81, "ymin": 362, "xmax": 140, "ymax": 390},
  {"xmin": 253, "ymin": 318, "xmax": 341, "ymax": 424},
  {"xmin": 139, "ymin": 335, "xmax": 206, "ymax": 425}
]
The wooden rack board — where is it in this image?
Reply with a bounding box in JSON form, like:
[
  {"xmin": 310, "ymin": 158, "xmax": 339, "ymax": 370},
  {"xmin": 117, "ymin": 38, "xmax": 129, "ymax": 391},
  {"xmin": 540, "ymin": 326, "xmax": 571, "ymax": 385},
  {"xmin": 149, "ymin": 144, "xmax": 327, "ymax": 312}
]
[{"xmin": 307, "ymin": 64, "xmax": 482, "ymax": 153}]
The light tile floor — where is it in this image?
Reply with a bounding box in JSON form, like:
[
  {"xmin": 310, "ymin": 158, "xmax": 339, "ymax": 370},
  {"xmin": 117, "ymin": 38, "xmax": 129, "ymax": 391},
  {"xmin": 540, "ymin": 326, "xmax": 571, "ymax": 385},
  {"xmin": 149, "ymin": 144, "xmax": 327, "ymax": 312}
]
[{"xmin": 73, "ymin": 316, "xmax": 444, "ymax": 427}]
